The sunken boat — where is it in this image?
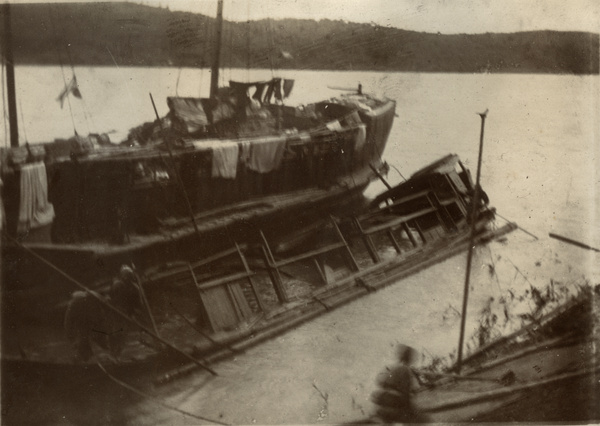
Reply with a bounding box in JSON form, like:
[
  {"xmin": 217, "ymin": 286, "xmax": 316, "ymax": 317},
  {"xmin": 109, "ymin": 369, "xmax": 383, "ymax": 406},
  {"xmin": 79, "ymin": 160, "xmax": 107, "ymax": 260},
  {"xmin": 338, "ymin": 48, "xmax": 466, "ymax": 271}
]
[{"xmin": 2, "ymin": 153, "xmax": 515, "ymax": 384}]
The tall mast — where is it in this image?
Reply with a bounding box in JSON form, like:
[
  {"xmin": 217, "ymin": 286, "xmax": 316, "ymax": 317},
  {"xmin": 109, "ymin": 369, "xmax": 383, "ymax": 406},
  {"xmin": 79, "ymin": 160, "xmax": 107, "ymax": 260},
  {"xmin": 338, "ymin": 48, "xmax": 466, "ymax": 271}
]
[
  {"xmin": 2, "ymin": 3, "xmax": 19, "ymax": 147},
  {"xmin": 209, "ymin": 0, "xmax": 224, "ymax": 99}
]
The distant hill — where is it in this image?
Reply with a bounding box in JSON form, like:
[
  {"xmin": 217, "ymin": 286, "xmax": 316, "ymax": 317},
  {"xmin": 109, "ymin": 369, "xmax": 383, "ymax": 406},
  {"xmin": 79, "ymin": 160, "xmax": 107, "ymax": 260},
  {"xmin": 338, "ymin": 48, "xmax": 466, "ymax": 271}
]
[{"xmin": 2, "ymin": 2, "xmax": 598, "ymax": 74}]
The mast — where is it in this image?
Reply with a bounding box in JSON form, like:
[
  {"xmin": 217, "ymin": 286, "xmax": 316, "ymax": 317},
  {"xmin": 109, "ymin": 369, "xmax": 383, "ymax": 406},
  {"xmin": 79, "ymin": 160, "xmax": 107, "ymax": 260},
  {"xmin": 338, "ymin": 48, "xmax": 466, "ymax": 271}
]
[
  {"xmin": 209, "ymin": 0, "xmax": 224, "ymax": 99},
  {"xmin": 2, "ymin": 3, "xmax": 19, "ymax": 147},
  {"xmin": 456, "ymin": 109, "xmax": 488, "ymax": 374}
]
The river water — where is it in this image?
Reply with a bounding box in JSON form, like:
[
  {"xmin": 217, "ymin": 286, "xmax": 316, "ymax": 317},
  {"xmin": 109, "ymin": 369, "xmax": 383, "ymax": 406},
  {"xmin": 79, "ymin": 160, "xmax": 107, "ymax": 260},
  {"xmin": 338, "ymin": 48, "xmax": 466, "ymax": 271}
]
[{"xmin": 3, "ymin": 67, "xmax": 599, "ymax": 423}]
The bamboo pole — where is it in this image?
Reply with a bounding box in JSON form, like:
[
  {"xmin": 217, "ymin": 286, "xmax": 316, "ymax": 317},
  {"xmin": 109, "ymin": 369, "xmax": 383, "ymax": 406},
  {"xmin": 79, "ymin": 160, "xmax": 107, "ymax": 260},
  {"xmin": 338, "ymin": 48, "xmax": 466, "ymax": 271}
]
[{"xmin": 456, "ymin": 109, "xmax": 488, "ymax": 374}]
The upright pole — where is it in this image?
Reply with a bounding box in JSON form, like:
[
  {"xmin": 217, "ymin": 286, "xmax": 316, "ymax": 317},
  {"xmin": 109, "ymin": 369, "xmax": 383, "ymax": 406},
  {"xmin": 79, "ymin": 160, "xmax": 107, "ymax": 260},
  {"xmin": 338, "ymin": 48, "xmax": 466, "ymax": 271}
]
[
  {"xmin": 2, "ymin": 3, "xmax": 19, "ymax": 147},
  {"xmin": 209, "ymin": 0, "xmax": 224, "ymax": 100},
  {"xmin": 456, "ymin": 109, "xmax": 488, "ymax": 374},
  {"xmin": 149, "ymin": 93, "xmax": 201, "ymax": 241}
]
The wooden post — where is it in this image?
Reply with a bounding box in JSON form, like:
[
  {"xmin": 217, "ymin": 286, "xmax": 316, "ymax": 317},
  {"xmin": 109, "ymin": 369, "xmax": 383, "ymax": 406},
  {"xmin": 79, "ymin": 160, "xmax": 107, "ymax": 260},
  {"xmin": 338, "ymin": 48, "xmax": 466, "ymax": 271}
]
[
  {"xmin": 187, "ymin": 262, "xmax": 216, "ymax": 333},
  {"xmin": 133, "ymin": 271, "xmax": 161, "ymax": 338},
  {"xmin": 235, "ymin": 242, "xmax": 267, "ymax": 312},
  {"xmin": 149, "ymin": 93, "xmax": 201, "ymax": 242},
  {"xmin": 402, "ymin": 222, "xmax": 419, "ymax": 248},
  {"xmin": 260, "ymin": 231, "xmax": 289, "ymax": 303},
  {"xmin": 331, "ymin": 216, "xmax": 361, "ymax": 272},
  {"xmin": 2, "ymin": 3, "xmax": 18, "ymax": 147},
  {"xmin": 210, "ymin": 0, "xmax": 224, "ymax": 100},
  {"xmin": 457, "ymin": 109, "xmax": 488, "ymax": 374},
  {"xmin": 353, "ymin": 217, "xmax": 381, "ymax": 264}
]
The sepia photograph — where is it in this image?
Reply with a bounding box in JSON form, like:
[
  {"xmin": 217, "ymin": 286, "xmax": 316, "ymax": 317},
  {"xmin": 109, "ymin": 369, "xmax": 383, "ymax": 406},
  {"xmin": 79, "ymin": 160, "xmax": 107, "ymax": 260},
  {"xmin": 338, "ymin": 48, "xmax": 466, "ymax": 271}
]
[{"xmin": 1, "ymin": 0, "xmax": 598, "ymax": 424}]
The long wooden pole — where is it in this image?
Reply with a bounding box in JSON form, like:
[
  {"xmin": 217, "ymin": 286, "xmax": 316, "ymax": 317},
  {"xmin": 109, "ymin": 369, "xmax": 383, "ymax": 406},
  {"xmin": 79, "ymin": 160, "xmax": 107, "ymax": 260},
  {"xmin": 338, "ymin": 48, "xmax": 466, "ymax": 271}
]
[
  {"xmin": 149, "ymin": 93, "xmax": 201, "ymax": 241},
  {"xmin": 7, "ymin": 234, "xmax": 217, "ymax": 375},
  {"xmin": 456, "ymin": 109, "xmax": 488, "ymax": 374},
  {"xmin": 210, "ymin": 0, "xmax": 224, "ymax": 100},
  {"xmin": 549, "ymin": 232, "xmax": 600, "ymax": 253},
  {"xmin": 2, "ymin": 3, "xmax": 19, "ymax": 147}
]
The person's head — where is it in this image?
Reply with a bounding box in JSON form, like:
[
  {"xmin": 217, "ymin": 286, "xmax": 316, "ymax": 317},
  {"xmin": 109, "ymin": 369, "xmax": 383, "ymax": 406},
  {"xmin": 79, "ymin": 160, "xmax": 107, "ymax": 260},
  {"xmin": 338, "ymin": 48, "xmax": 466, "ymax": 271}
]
[
  {"xmin": 119, "ymin": 265, "xmax": 136, "ymax": 283},
  {"xmin": 396, "ymin": 344, "xmax": 417, "ymax": 365}
]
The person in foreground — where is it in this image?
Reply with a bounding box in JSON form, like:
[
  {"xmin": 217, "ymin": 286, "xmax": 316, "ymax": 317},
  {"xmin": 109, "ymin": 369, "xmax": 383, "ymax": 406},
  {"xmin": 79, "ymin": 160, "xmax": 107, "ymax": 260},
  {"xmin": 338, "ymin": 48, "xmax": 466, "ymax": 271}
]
[{"xmin": 370, "ymin": 344, "xmax": 428, "ymax": 423}]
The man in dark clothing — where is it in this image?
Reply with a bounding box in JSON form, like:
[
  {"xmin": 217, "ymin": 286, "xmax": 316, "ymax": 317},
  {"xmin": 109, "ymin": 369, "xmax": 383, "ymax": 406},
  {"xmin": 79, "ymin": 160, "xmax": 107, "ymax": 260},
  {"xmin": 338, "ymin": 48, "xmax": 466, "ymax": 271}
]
[
  {"xmin": 107, "ymin": 265, "xmax": 145, "ymax": 355},
  {"xmin": 110, "ymin": 265, "xmax": 143, "ymax": 317},
  {"xmin": 371, "ymin": 344, "xmax": 427, "ymax": 423},
  {"xmin": 64, "ymin": 290, "xmax": 110, "ymax": 361}
]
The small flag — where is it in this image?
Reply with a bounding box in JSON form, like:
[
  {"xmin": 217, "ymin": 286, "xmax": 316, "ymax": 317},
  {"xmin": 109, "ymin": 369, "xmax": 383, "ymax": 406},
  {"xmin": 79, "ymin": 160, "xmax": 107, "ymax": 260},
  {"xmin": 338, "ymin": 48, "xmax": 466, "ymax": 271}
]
[{"xmin": 57, "ymin": 76, "xmax": 82, "ymax": 108}]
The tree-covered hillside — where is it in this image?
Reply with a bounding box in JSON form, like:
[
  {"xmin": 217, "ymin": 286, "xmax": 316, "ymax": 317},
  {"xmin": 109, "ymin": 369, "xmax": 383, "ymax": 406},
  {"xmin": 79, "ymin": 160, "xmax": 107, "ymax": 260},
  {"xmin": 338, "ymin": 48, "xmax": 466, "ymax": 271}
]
[{"xmin": 2, "ymin": 2, "xmax": 598, "ymax": 74}]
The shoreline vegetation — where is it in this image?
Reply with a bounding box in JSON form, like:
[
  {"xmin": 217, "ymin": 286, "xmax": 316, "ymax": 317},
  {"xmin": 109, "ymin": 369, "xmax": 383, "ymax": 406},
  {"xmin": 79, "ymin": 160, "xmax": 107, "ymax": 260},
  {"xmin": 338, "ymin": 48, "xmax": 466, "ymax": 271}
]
[{"xmin": 2, "ymin": 2, "xmax": 598, "ymax": 74}]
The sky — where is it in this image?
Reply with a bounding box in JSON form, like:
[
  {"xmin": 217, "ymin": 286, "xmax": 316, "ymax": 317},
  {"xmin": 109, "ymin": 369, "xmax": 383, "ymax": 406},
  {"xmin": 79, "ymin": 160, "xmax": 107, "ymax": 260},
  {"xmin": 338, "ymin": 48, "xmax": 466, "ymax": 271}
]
[{"xmin": 5, "ymin": 0, "xmax": 600, "ymax": 34}]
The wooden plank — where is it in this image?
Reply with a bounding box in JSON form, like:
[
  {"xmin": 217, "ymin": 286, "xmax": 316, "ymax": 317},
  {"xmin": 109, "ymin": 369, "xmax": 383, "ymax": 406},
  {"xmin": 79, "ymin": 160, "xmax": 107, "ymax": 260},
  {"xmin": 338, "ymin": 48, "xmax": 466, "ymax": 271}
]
[
  {"xmin": 331, "ymin": 216, "xmax": 361, "ymax": 272},
  {"xmin": 235, "ymin": 242, "xmax": 266, "ymax": 313},
  {"xmin": 260, "ymin": 232, "xmax": 288, "ymax": 303},
  {"xmin": 402, "ymin": 222, "xmax": 419, "ymax": 248},
  {"xmin": 312, "ymin": 258, "xmax": 329, "ymax": 285},
  {"xmin": 360, "ymin": 189, "xmax": 430, "ymax": 219},
  {"xmin": 387, "ymin": 229, "xmax": 402, "ymax": 253},
  {"xmin": 354, "ymin": 217, "xmax": 380, "ymax": 263},
  {"xmin": 201, "ymin": 285, "xmax": 240, "ymax": 332},
  {"xmin": 187, "ymin": 263, "xmax": 217, "ymax": 333},
  {"xmin": 362, "ymin": 207, "xmax": 437, "ymax": 235},
  {"xmin": 196, "ymin": 271, "xmax": 255, "ymax": 290},
  {"xmin": 272, "ymin": 242, "xmax": 346, "ymax": 268}
]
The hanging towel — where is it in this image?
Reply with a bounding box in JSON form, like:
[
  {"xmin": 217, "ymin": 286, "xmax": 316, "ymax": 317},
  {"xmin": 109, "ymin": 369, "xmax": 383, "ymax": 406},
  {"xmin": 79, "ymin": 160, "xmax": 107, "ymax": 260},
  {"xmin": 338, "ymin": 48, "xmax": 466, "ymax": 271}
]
[
  {"xmin": 355, "ymin": 124, "xmax": 367, "ymax": 151},
  {"xmin": 210, "ymin": 141, "xmax": 240, "ymax": 179},
  {"xmin": 248, "ymin": 137, "xmax": 287, "ymax": 173},
  {"xmin": 18, "ymin": 162, "xmax": 55, "ymax": 233}
]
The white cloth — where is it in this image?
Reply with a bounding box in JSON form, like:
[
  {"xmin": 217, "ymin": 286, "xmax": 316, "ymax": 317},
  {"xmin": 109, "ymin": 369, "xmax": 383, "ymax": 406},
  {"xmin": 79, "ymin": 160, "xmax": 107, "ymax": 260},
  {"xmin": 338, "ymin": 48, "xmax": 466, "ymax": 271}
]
[
  {"xmin": 248, "ymin": 136, "xmax": 287, "ymax": 173},
  {"xmin": 18, "ymin": 162, "xmax": 55, "ymax": 233},
  {"xmin": 211, "ymin": 141, "xmax": 240, "ymax": 179}
]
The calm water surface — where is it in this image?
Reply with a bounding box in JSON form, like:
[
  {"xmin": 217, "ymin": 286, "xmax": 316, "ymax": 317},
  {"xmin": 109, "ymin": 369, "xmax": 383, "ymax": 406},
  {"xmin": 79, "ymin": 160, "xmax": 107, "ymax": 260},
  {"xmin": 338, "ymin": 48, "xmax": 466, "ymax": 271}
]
[{"xmin": 3, "ymin": 67, "xmax": 598, "ymax": 423}]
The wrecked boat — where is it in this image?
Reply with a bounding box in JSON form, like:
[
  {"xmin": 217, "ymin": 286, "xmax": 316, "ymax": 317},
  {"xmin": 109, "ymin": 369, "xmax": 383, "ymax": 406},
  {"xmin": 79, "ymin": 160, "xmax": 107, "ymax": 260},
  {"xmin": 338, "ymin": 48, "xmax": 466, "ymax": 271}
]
[
  {"xmin": 2, "ymin": 154, "xmax": 516, "ymax": 381},
  {"xmin": 411, "ymin": 285, "xmax": 599, "ymax": 422}
]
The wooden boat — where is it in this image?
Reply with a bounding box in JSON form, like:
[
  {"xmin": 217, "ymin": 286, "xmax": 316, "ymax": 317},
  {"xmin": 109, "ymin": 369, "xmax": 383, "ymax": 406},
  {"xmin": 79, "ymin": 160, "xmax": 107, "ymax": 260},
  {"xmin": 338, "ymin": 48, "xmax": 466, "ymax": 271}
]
[
  {"xmin": 411, "ymin": 286, "xmax": 599, "ymax": 422},
  {"xmin": 2, "ymin": 154, "xmax": 515, "ymax": 385},
  {"xmin": 0, "ymin": 1, "xmax": 395, "ymax": 320}
]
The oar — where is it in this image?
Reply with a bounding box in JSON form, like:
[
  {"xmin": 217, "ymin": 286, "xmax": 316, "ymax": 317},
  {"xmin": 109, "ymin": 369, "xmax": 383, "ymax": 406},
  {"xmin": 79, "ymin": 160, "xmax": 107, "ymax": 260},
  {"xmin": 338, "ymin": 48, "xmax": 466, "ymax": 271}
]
[{"xmin": 549, "ymin": 232, "xmax": 600, "ymax": 252}]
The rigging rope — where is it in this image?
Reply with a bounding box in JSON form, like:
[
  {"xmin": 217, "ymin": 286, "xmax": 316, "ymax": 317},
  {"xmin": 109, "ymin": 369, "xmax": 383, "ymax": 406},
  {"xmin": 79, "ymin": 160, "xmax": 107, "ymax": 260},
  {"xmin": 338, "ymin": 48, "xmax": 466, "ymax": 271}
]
[{"xmin": 95, "ymin": 361, "xmax": 229, "ymax": 425}]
